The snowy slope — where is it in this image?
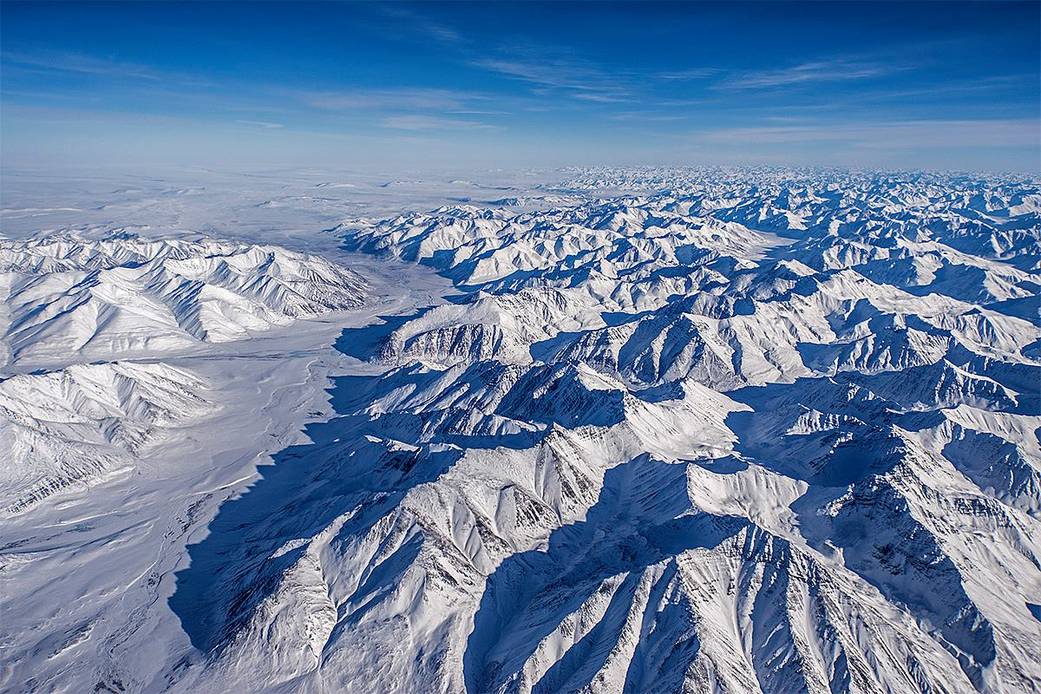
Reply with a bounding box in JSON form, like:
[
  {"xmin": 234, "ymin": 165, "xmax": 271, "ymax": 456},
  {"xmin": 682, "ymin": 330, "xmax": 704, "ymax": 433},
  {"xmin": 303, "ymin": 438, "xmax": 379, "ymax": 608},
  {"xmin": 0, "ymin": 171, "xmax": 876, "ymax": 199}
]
[
  {"xmin": 0, "ymin": 233, "xmax": 371, "ymax": 515},
  {"xmin": 0, "ymin": 234, "xmax": 368, "ymax": 366},
  {"xmin": 166, "ymin": 168, "xmax": 1041, "ymax": 693},
  {"xmin": 2, "ymin": 169, "xmax": 1040, "ymax": 694},
  {"xmin": 0, "ymin": 361, "xmax": 213, "ymax": 513}
]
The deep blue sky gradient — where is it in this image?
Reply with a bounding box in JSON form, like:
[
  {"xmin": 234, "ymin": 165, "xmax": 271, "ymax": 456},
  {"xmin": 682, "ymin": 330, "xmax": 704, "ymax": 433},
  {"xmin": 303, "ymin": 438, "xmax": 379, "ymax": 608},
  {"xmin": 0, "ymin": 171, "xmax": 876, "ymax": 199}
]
[{"xmin": 2, "ymin": 1, "xmax": 1038, "ymax": 171}]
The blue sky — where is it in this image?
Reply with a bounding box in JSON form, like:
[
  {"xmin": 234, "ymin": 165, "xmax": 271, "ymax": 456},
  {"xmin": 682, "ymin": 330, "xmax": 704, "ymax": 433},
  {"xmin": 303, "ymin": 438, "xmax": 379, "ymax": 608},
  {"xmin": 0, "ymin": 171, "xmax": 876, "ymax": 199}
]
[{"xmin": 2, "ymin": 1, "xmax": 1039, "ymax": 172}]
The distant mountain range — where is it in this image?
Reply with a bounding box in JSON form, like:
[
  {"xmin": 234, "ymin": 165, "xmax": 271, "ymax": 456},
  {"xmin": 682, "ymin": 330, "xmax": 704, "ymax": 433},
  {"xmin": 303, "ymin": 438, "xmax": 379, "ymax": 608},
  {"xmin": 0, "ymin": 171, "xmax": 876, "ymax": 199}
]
[{"xmin": 2, "ymin": 168, "xmax": 1039, "ymax": 693}]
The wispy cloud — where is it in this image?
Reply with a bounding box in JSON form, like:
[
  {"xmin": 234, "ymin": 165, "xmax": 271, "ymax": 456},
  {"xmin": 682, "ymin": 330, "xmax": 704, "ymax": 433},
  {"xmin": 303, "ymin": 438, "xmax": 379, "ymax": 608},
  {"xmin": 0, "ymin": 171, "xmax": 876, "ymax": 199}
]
[
  {"xmin": 839, "ymin": 74, "xmax": 1035, "ymax": 104},
  {"xmin": 380, "ymin": 114, "xmax": 498, "ymax": 131},
  {"xmin": 374, "ymin": 5, "xmax": 464, "ymax": 45},
  {"xmin": 718, "ymin": 58, "xmax": 900, "ymax": 90},
  {"xmin": 656, "ymin": 68, "xmax": 720, "ymax": 81},
  {"xmin": 3, "ymin": 49, "xmax": 166, "ymax": 80},
  {"xmin": 2, "ymin": 49, "xmax": 214, "ymax": 88},
  {"xmin": 609, "ymin": 111, "xmax": 690, "ymax": 123},
  {"xmin": 300, "ymin": 88, "xmax": 481, "ymax": 112},
  {"xmin": 235, "ymin": 119, "xmax": 283, "ymax": 129},
  {"xmin": 696, "ymin": 119, "xmax": 1040, "ymax": 148},
  {"xmin": 474, "ymin": 53, "xmax": 632, "ymax": 103},
  {"xmin": 572, "ymin": 91, "xmax": 630, "ymax": 104}
]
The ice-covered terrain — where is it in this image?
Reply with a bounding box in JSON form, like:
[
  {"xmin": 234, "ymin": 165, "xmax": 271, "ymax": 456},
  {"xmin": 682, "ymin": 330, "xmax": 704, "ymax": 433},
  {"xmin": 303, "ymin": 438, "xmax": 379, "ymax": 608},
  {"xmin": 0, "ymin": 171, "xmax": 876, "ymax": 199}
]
[
  {"xmin": 1, "ymin": 167, "xmax": 1039, "ymax": 693},
  {"xmin": 0, "ymin": 235, "xmax": 367, "ymax": 367},
  {"xmin": 0, "ymin": 361, "xmax": 213, "ymax": 513}
]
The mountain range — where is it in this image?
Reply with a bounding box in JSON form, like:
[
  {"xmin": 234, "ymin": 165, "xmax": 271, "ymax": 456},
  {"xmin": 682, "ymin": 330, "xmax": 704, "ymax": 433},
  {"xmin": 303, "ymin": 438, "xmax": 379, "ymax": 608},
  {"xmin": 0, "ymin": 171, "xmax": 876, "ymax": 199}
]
[{"xmin": 1, "ymin": 168, "xmax": 1039, "ymax": 693}]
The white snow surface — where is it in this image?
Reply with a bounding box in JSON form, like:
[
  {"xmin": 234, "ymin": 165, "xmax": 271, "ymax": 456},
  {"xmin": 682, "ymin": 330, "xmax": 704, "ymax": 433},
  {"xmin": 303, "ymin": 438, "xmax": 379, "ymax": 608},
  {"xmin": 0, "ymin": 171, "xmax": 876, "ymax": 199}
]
[
  {"xmin": 0, "ymin": 234, "xmax": 368, "ymax": 368},
  {"xmin": 1, "ymin": 166, "xmax": 1040, "ymax": 694},
  {"xmin": 0, "ymin": 361, "xmax": 213, "ymax": 513}
]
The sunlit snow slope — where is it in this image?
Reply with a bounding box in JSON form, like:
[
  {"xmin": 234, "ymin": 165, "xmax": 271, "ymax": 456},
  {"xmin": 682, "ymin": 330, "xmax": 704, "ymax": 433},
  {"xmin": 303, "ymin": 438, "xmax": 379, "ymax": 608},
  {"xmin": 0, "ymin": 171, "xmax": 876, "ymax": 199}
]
[
  {"xmin": 0, "ymin": 362, "xmax": 213, "ymax": 513},
  {"xmin": 0, "ymin": 233, "xmax": 369, "ymax": 512},
  {"xmin": 0, "ymin": 234, "xmax": 367, "ymax": 367},
  {"xmin": 2, "ymin": 169, "xmax": 1039, "ymax": 694},
  {"xmin": 169, "ymin": 169, "xmax": 1041, "ymax": 693}
]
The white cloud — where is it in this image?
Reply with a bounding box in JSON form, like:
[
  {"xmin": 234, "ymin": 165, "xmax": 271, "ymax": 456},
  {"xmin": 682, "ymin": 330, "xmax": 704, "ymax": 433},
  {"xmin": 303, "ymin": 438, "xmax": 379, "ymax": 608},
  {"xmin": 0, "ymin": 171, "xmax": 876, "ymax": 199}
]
[
  {"xmin": 235, "ymin": 119, "xmax": 283, "ymax": 129},
  {"xmin": 695, "ymin": 119, "xmax": 1040, "ymax": 149},
  {"xmin": 380, "ymin": 114, "xmax": 498, "ymax": 131},
  {"xmin": 2, "ymin": 49, "xmax": 205, "ymax": 85},
  {"xmin": 474, "ymin": 54, "xmax": 632, "ymax": 103},
  {"xmin": 300, "ymin": 88, "xmax": 482, "ymax": 112},
  {"xmin": 717, "ymin": 59, "xmax": 898, "ymax": 90},
  {"xmin": 656, "ymin": 68, "xmax": 720, "ymax": 81}
]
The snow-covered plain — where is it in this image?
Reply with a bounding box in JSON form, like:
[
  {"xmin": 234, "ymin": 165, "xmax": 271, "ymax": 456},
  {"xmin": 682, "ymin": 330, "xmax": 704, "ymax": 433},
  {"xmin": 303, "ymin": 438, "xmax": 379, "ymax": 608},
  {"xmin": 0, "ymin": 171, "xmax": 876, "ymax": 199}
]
[{"xmin": 1, "ymin": 167, "xmax": 1039, "ymax": 693}]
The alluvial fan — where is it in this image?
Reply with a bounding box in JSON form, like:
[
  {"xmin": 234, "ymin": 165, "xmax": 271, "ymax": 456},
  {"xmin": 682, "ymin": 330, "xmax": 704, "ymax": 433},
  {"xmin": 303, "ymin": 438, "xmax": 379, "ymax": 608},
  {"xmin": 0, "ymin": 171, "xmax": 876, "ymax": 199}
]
[{"xmin": 170, "ymin": 169, "xmax": 1041, "ymax": 693}]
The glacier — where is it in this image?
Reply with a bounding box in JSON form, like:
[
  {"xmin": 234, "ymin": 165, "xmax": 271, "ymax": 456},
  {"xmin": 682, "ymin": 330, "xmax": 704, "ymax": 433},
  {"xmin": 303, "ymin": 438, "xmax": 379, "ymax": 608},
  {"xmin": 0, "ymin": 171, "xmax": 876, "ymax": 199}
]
[{"xmin": 1, "ymin": 167, "xmax": 1039, "ymax": 693}]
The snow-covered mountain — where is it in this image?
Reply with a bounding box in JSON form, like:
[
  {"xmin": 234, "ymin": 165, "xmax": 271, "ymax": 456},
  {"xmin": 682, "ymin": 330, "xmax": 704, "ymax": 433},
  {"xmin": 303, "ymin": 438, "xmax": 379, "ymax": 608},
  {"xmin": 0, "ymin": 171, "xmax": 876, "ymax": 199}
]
[
  {"xmin": 0, "ymin": 234, "xmax": 370, "ymax": 514},
  {"xmin": 0, "ymin": 234, "xmax": 368, "ymax": 367},
  {"xmin": 168, "ymin": 169, "xmax": 1040, "ymax": 693},
  {"xmin": 2, "ymin": 169, "xmax": 1039, "ymax": 694},
  {"xmin": 0, "ymin": 361, "xmax": 213, "ymax": 513}
]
